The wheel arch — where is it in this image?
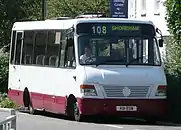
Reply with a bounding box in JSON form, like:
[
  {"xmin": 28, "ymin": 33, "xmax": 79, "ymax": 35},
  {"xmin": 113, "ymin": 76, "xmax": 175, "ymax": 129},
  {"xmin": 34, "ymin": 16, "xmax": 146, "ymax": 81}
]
[{"xmin": 23, "ymin": 87, "xmax": 31, "ymax": 107}]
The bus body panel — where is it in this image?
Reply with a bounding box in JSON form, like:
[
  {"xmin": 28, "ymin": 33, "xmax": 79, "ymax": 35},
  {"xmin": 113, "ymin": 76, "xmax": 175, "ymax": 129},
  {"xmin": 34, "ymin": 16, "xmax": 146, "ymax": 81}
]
[
  {"xmin": 77, "ymin": 98, "xmax": 167, "ymax": 120},
  {"xmin": 75, "ymin": 65, "xmax": 167, "ymax": 119},
  {"xmin": 8, "ymin": 65, "xmax": 85, "ymax": 113},
  {"xmin": 83, "ymin": 65, "xmax": 166, "ymax": 98}
]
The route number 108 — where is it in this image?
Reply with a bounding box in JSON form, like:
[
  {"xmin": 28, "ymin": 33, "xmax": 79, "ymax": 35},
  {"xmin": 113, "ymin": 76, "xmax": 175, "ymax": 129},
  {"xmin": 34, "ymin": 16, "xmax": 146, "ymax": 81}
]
[{"xmin": 92, "ymin": 26, "xmax": 107, "ymax": 34}]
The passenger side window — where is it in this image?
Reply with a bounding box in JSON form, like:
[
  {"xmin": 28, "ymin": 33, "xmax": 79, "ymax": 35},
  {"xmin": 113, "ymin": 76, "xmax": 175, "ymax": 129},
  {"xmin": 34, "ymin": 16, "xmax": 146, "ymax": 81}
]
[
  {"xmin": 21, "ymin": 31, "xmax": 34, "ymax": 65},
  {"xmin": 33, "ymin": 31, "xmax": 46, "ymax": 65},
  {"xmin": 14, "ymin": 32, "xmax": 23, "ymax": 65},
  {"xmin": 45, "ymin": 31, "xmax": 61, "ymax": 67},
  {"xmin": 11, "ymin": 29, "xmax": 67, "ymax": 68}
]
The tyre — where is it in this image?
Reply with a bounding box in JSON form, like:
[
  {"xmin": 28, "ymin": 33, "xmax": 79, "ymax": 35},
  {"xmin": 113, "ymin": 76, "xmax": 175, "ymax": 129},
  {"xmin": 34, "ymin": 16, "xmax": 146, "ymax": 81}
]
[
  {"xmin": 23, "ymin": 89, "xmax": 34, "ymax": 114},
  {"xmin": 29, "ymin": 100, "xmax": 35, "ymax": 114},
  {"xmin": 73, "ymin": 102, "xmax": 84, "ymax": 122}
]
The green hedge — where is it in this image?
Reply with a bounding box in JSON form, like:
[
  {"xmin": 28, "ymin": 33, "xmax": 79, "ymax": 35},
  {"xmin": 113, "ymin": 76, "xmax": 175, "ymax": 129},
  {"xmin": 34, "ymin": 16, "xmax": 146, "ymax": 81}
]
[{"xmin": 166, "ymin": 73, "xmax": 181, "ymax": 123}]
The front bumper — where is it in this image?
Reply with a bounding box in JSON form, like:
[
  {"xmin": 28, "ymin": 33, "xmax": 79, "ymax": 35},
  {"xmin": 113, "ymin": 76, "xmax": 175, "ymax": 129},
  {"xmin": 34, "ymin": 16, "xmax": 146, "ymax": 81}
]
[{"xmin": 77, "ymin": 98, "xmax": 168, "ymax": 119}]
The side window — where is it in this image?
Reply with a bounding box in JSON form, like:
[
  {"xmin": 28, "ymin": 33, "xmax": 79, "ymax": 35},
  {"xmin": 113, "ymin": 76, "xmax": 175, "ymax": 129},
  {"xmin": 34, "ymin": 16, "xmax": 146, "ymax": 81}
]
[
  {"xmin": 65, "ymin": 37, "xmax": 75, "ymax": 68},
  {"xmin": 45, "ymin": 30, "xmax": 61, "ymax": 67},
  {"xmin": 21, "ymin": 31, "xmax": 34, "ymax": 65},
  {"xmin": 33, "ymin": 31, "xmax": 46, "ymax": 65},
  {"xmin": 14, "ymin": 32, "xmax": 23, "ymax": 65},
  {"xmin": 10, "ymin": 31, "xmax": 16, "ymax": 64}
]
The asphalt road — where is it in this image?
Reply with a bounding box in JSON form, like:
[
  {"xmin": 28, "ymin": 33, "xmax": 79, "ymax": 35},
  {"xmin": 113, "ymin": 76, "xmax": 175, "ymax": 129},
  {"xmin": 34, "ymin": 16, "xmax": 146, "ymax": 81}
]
[
  {"xmin": 1, "ymin": 110, "xmax": 181, "ymax": 130},
  {"xmin": 0, "ymin": 110, "xmax": 11, "ymax": 122}
]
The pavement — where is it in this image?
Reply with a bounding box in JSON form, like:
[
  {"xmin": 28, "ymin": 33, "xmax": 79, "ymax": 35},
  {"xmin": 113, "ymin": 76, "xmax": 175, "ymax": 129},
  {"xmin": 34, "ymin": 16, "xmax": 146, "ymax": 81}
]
[{"xmin": 1, "ymin": 109, "xmax": 181, "ymax": 130}]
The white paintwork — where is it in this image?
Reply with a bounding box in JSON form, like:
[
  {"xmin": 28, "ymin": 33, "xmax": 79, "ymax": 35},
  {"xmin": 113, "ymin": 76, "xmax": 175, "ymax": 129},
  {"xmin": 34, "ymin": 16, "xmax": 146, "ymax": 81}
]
[
  {"xmin": 12, "ymin": 18, "xmax": 155, "ymax": 31},
  {"xmin": 9, "ymin": 65, "xmax": 82, "ymax": 97},
  {"xmin": 82, "ymin": 65, "xmax": 166, "ymax": 99},
  {"xmin": 8, "ymin": 18, "xmax": 167, "ymax": 101}
]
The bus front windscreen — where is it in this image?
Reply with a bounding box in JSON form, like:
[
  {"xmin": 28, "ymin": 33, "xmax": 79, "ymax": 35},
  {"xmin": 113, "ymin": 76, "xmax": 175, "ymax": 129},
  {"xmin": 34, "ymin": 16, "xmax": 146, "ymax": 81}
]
[{"xmin": 77, "ymin": 22, "xmax": 161, "ymax": 66}]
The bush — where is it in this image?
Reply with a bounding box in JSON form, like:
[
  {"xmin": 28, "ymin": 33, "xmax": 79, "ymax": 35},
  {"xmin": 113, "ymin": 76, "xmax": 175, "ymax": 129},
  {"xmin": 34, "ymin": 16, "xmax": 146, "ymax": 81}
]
[
  {"xmin": 163, "ymin": 36, "xmax": 181, "ymax": 123},
  {"xmin": 0, "ymin": 46, "xmax": 9, "ymax": 93},
  {"xmin": 163, "ymin": 37, "xmax": 181, "ymax": 123},
  {"xmin": 164, "ymin": 0, "xmax": 181, "ymax": 123},
  {"xmin": 0, "ymin": 93, "xmax": 17, "ymax": 109},
  {"xmin": 165, "ymin": 72, "xmax": 181, "ymax": 123}
]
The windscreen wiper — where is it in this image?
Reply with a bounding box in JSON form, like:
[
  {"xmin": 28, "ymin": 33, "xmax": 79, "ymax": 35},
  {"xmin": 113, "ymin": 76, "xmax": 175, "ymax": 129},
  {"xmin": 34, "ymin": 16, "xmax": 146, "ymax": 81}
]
[
  {"xmin": 95, "ymin": 59, "xmax": 119, "ymax": 67},
  {"xmin": 125, "ymin": 56, "xmax": 147, "ymax": 67}
]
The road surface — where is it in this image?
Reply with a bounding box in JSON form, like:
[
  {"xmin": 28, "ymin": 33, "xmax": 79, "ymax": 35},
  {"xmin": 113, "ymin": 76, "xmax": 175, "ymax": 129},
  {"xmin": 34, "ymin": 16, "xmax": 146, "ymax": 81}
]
[
  {"xmin": 1, "ymin": 110, "xmax": 181, "ymax": 130},
  {"xmin": 0, "ymin": 110, "xmax": 11, "ymax": 122}
]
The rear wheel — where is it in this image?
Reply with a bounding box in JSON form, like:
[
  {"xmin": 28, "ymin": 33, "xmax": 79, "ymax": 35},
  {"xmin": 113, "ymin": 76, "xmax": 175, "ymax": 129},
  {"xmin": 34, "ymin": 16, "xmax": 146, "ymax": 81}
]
[{"xmin": 23, "ymin": 89, "xmax": 35, "ymax": 114}]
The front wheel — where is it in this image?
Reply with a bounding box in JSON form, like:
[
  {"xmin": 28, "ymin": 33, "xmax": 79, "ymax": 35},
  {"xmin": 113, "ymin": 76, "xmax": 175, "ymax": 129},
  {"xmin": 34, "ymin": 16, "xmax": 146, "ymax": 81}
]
[
  {"xmin": 29, "ymin": 100, "xmax": 35, "ymax": 114},
  {"xmin": 73, "ymin": 102, "xmax": 84, "ymax": 122}
]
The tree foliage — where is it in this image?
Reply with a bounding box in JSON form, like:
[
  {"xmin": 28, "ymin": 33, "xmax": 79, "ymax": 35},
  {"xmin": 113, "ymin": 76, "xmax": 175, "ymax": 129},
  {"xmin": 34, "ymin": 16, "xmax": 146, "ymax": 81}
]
[
  {"xmin": 0, "ymin": 47, "xmax": 9, "ymax": 93},
  {"xmin": 165, "ymin": 0, "xmax": 181, "ymax": 123},
  {"xmin": 165, "ymin": 0, "xmax": 181, "ymax": 37},
  {"xmin": 165, "ymin": 0, "xmax": 181, "ymax": 76},
  {"xmin": 0, "ymin": 0, "xmax": 41, "ymax": 49},
  {"xmin": 47, "ymin": 0, "xmax": 110, "ymax": 18}
]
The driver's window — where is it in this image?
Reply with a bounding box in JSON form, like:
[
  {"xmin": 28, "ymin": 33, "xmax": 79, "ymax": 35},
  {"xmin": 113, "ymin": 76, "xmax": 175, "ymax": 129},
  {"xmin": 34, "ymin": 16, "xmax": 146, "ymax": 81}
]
[
  {"xmin": 112, "ymin": 40, "xmax": 125, "ymax": 60},
  {"xmin": 99, "ymin": 44, "xmax": 110, "ymax": 56},
  {"xmin": 92, "ymin": 39, "xmax": 110, "ymax": 56}
]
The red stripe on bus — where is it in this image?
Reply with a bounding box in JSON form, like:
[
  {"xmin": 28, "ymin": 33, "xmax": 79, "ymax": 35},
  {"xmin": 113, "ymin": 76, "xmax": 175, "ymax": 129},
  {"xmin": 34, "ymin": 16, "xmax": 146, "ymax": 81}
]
[
  {"xmin": 8, "ymin": 89, "xmax": 168, "ymax": 120},
  {"xmin": 8, "ymin": 89, "xmax": 66, "ymax": 114}
]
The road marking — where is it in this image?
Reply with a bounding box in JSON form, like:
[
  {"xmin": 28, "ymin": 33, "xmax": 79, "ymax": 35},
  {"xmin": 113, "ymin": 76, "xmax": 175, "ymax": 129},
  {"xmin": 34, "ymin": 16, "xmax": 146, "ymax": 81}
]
[
  {"xmin": 156, "ymin": 121, "xmax": 181, "ymax": 126},
  {"xmin": 18, "ymin": 112, "xmax": 30, "ymax": 115},
  {"xmin": 104, "ymin": 125, "xmax": 123, "ymax": 129}
]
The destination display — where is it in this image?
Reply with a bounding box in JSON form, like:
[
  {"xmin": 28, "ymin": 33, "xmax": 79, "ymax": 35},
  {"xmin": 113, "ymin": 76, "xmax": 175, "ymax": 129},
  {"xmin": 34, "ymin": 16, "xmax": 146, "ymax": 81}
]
[{"xmin": 76, "ymin": 23, "xmax": 155, "ymax": 36}]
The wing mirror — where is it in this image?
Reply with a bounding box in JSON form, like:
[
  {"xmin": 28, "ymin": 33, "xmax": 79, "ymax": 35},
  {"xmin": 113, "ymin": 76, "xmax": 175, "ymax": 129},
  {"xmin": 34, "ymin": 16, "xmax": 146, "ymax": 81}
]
[{"xmin": 158, "ymin": 39, "xmax": 163, "ymax": 47}]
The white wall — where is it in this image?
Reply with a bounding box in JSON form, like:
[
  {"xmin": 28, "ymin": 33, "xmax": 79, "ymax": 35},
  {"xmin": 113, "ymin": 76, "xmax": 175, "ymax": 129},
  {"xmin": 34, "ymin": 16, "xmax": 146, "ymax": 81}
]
[
  {"xmin": 128, "ymin": 0, "xmax": 169, "ymax": 61},
  {"xmin": 129, "ymin": 0, "xmax": 169, "ymax": 36}
]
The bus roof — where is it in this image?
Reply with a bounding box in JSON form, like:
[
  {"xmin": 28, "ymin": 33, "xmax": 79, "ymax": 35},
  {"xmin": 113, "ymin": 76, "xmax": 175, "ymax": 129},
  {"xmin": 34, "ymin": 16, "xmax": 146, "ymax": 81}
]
[{"xmin": 12, "ymin": 18, "xmax": 155, "ymax": 31}]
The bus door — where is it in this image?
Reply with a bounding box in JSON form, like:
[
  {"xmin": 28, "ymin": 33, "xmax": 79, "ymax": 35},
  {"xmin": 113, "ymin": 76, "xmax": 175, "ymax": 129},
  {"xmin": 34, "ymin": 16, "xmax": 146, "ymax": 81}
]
[
  {"xmin": 10, "ymin": 31, "xmax": 24, "ymax": 104},
  {"xmin": 13, "ymin": 31, "xmax": 24, "ymax": 88}
]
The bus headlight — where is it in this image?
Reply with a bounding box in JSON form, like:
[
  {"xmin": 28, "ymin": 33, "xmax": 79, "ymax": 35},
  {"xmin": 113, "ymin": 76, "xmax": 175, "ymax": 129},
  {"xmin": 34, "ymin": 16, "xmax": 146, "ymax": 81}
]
[
  {"xmin": 155, "ymin": 85, "xmax": 167, "ymax": 96},
  {"xmin": 80, "ymin": 85, "xmax": 97, "ymax": 96}
]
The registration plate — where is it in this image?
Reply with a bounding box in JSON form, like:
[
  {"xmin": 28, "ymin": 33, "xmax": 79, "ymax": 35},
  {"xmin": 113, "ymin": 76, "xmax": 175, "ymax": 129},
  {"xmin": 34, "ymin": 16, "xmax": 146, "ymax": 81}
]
[{"xmin": 116, "ymin": 106, "xmax": 137, "ymax": 111}]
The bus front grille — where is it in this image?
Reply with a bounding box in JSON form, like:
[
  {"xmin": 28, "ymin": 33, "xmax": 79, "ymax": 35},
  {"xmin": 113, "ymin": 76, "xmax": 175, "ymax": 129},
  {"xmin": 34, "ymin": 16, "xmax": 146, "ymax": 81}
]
[{"xmin": 103, "ymin": 86, "xmax": 150, "ymax": 97}]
